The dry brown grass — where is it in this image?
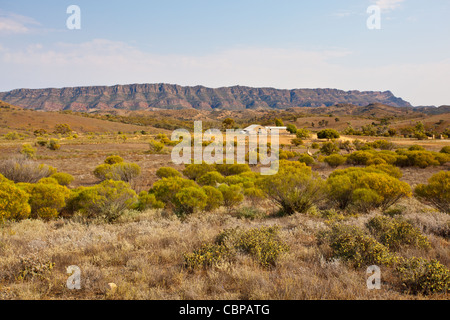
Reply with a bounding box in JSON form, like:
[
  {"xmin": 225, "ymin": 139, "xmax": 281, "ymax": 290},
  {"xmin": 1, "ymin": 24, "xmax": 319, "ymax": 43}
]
[{"xmin": 0, "ymin": 198, "xmax": 448, "ymax": 300}]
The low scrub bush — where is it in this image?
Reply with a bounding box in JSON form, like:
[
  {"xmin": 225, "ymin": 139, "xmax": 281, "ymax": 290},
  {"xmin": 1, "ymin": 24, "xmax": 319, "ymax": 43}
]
[
  {"xmin": 414, "ymin": 171, "xmax": 450, "ymax": 214},
  {"xmin": 174, "ymin": 187, "xmax": 208, "ymax": 215},
  {"xmin": 149, "ymin": 177, "xmax": 198, "ymax": 209},
  {"xmin": 67, "ymin": 180, "xmax": 138, "ymax": 222},
  {"xmin": 156, "ymin": 167, "xmax": 182, "ymax": 179},
  {"xmin": 235, "ymin": 226, "xmax": 289, "ymax": 267},
  {"xmin": 50, "ymin": 172, "xmax": 74, "ymax": 186},
  {"xmin": 324, "ymin": 154, "xmax": 347, "ymax": 168},
  {"xmin": 20, "ymin": 182, "xmax": 71, "ymax": 220},
  {"xmin": 327, "ymin": 167, "xmax": 411, "ymax": 211},
  {"xmin": 261, "ymin": 161, "xmax": 326, "ymax": 215},
  {"xmin": 197, "ymin": 171, "xmax": 224, "ymax": 186},
  {"xmin": 396, "ymin": 257, "xmax": 450, "ymax": 295},
  {"xmin": 319, "ymin": 224, "xmax": 397, "ymax": 268},
  {"xmin": 0, "ymin": 180, "xmax": 31, "ymax": 221},
  {"xmin": 94, "ymin": 161, "xmax": 141, "ymax": 183},
  {"xmin": 298, "ymin": 154, "xmax": 315, "ymax": 166},
  {"xmin": 184, "ymin": 243, "xmax": 231, "ymax": 270},
  {"xmin": 201, "ymin": 186, "xmax": 224, "ymax": 212},
  {"xmin": 367, "ymin": 216, "xmax": 430, "ymax": 251}
]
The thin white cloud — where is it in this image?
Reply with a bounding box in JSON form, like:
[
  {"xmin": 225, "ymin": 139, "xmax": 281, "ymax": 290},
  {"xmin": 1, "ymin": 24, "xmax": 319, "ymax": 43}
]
[
  {"xmin": 375, "ymin": 0, "xmax": 406, "ymax": 11},
  {"xmin": 0, "ymin": 39, "xmax": 448, "ymax": 106},
  {"xmin": 0, "ymin": 12, "xmax": 40, "ymax": 35}
]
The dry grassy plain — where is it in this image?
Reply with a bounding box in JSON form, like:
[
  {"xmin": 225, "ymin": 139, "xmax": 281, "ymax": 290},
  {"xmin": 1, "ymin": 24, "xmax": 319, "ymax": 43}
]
[{"xmin": 0, "ymin": 110, "xmax": 449, "ymax": 301}]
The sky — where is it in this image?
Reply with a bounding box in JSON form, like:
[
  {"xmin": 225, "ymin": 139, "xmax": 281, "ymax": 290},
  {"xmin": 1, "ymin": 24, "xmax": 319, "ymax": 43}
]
[{"xmin": 0, "ymin": 0, "xmax": 449, "ymax": 106}]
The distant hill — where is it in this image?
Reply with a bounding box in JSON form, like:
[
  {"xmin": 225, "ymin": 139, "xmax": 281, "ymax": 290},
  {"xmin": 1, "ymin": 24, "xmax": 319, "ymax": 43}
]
[
  {"xmin": 0, "ymin": 84, "xmax": 413, "ymax": 111},
  {"xmin": 0, "ymin": 100, "xmax": 169, "ymax": 135}
]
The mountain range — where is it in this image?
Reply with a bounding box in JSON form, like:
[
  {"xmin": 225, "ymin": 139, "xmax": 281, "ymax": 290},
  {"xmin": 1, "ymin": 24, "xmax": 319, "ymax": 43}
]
[{"xmin": 0, "ymin": 84, "xmax": 415, "ymax": 112}]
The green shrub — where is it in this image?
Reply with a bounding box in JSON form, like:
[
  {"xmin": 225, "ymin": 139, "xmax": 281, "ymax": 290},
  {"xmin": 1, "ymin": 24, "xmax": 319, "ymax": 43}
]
[
  {"xmin": 395, "ymin": 151, "xmax": 440, "ymax": 168},
  {"xmin": 183, "ymin": 163, "xmax": 216, "ymax": 180},
  {"xmin": 440, "ymin": 146, "xmax": 450, "ymax": 154},
  {"xmin": 296, "ymin": 128, "xmax": 311, "ymax": 139},
  {"xmin": 319, "ymin": 224, "xmax": 397, "ymax": 268},
  {"xmin": 234, "ymin": 226, "xmax": 289, "ymax": 267},
  {"xmin": 243, "ymin": 187, "xmax": 265, "ymax": 205},
  {"xmin": 149, "ymin": 177, "xmax": 198, "ymax": 209},
  {"xmin": 215, "ymin": 163, "xmax": 251, "ymax": 176},
  {"xmin": 317, "ymin": 129, "xmax": 340, "ymax": 140},
  {"xmin": 351, "ymin": 188, "xmax": 382, "ymax": 213},
  {"xmin": 47, "ymin": 139, "xmax": 61, "ymax": 151},
  {"xmin": 0, "ymin": 181, "xmax": 31, "ymax": 221},
  {"xmin": 320, "ymin": 142, "xmax": 339, "ymax": 156},
  {"xmin": 346, "ymin": 151, "xmax": 373, "ymax": 165},
  {"xmin": 368, "ymin": 164, "xmax": 403, "ymax": 179},
  {"xmin": 67, "ymin": 180, "xmax": 138, "ymax": 222},
  {"xmin": 156, "ymin": 167, "xmax": 182, "ymax": 179},
  {"xmin": 218, "ymin": 184, "xmax": 244, "ymax": 211},
  {"xmin": 327, "ymin": 167, "xmax": 411, "ymax": 211},
  {"xmin": 286, "ymin": 124, "xmax": 297, "ymax": 134},
  {"xmin": 94, "ymin": 162, "xmax": 141, "ymax": 182},
  {"xmin": 298, "ymin": 154, "xmax": 315, "ymax": 166},
  {"xmin": 38, "ymin": 177, "xmax": 59, "ymax": 185},
  {"xmin": 50, "ymin": 172, "xmax": 74, "ymax": 186},
  {"xmin": 148, "ymin": 140, "xmax": 167, "ymax": 154},
  {"xmin": 261, "ymin": 161, "xmax": 325, "ymax": 215},
  {"xmin": 134, "ymin": 192, "xmax": 165, "ymax": 211},
  {"xmin": 235, "ymin": 207, "xmax": 266, "ymax": 220},
  {"xmin": 104, "ymin": 155, "xmax": 124, "ymax": 165},
  {"xmin": 21, "ymin": 182, "xmax": 71, "ymax": 220},
  {"xmin": 201, "ymin": 186, "xmax": 224, "ymax": 212},
  {"xmin": 396, "ymin": 257, "xmax": 450, "ymax": 295},
  {"xmin": 174, "ymin": 187, "xmax": 208, "ymax": 215},
  {"xmin": 415, "ymin": 171, "xmax": 450, "ymax": 214},
  {"xmin": 184, "ymin": 243, "xmax": 231, "ymax": 269},
  {"xmin": 367, "ymin": 216, "xmax": 430, "ymax": 250},
  {"xmin": 197, "ymin": 171, "xmax": 225, "ymax": 186},
  {"xmin": 21, "ymin": 144, "xmax": 36, "ymax": 159},
  {"xmin": 324, "ymin": 154, "xmax": 346, "ymax": 168},
  {"xmin": 408, "ymin": 145, "xmax": 425, "ymax": 151}
]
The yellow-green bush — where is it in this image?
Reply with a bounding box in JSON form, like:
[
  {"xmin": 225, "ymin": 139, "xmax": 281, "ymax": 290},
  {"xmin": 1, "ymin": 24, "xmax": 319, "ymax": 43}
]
[
  {"xmin": 327, "ymin": 167, "xmax": 411, "ymax": 211},
  {"xmin": 197, "ymin": 171, "xmax": 225, "ymax": 186},
  {"xmin": 134, "ymin": 191, "xmax": 165, "ymax": 211},
  {"xmin": 149, "ymin": 177, "xmax": 198, "ymax": 209},
  {"xmin": 298, "ymin": 154, "xmax": 315, "ymax": 166},
  {"xmin": 47, "ymin": 139, "xmax": 61, "ymax": 151},
  {"xmin": 0, "ymin": 180, "xmax": 31, "ymax": 221},
  {"xmin": 395, "ymin": 150, "xmax": 441, "ymax": 168},
  {"xmin": 156, "ymin": 167, "xmax": 182, "ymax": 179},
  {"xmin": 396, "ymin": 257, "xmax": 449, "ymax": 295},
  {"xmin": 50, "ymin": 172, "xmax": 74, "ymax": 186},
  {"xmin": 235, "ymin": 226, "xmax": 289, "ymax": 268},
  {"xmin": 21, "ymin": 144, "xmax": 36, "ymax": 159},
  {"xmin": 262, "ymin": 160, "xmax": 325, "ymax": 215},
  {"xmin": 104, "ymin": 155, "xmax": 124, "ymax": 165},
  {"xmin": 201, "ymin": 186, "xmax": 224, "ymax": 211},
  {"xmin": 67, "ymin": 180, "xmax": 137, "ymax": 221},
  {"xmin": 367, "ymin": 216, "xmax": 430, "ymax": 250},
  {"xmin": 324, "ymin": 154, "xmax": 346, "ymax": 168},
  {"xmin": 175, "ymin": 187, "xmax": 208, "ymax": 215},
  {"xmin": 215, "ymin": 163, "xmax": 251, "ymax": 176},
  {"xmin": 415, "ymin": 171, "xmax": 450, "ymax": 214},
  {"xmin": 148, "ymin": 140, "xmax": 166, "ymax": 154},
  {"xmin": 94, "ymin": 162, "xmax": 141, "ymax": 183},
  {"xmin": 218, "ymin": 184, "xmax": 244, "ymax": 211},
  {"xmin": 319, "ymin": 224, "xmax": 397, "ymax": 268},
  {"xmin": 183, "ymin": 162, "xmax": 216, "ymax": 180},
  {"xmin": 184, "ymin": 243, "xmax": 231, "ymax": 270},
  {"xmin": 20, "ymin": 182, "xmax": 71, "ymax": 220}
]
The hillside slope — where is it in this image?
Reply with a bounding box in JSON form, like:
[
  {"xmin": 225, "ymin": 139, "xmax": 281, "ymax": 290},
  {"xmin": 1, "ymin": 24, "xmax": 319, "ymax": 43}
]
[{"xmin": 0, "ymin": 84, "xmax": 412, "ymax": 111}]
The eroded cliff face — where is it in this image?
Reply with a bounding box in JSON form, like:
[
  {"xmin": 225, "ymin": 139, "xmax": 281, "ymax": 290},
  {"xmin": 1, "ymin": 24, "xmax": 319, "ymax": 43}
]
[{"xmin": 0, "ymin": 83, "xmax": 412, "ymax": 111}]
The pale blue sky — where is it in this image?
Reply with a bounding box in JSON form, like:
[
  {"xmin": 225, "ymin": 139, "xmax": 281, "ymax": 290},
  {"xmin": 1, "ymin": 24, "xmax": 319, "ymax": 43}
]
[{"xmin": 0, "ymin": 0, "xmax": 449, "ymax": 106}]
